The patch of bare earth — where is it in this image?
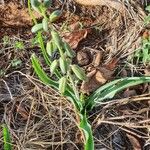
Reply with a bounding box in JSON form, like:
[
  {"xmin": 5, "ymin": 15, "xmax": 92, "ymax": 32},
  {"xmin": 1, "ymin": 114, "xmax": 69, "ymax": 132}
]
[{"xmin": 0, "ymin": 0, "xmax": 150, "ymax": 149}]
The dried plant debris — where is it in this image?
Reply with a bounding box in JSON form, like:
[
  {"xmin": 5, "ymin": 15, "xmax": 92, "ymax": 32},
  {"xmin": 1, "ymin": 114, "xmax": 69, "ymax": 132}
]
[
  {"xmin": 0, "ymin": 2, "xmax": 41, "ymax": 27},
  {"xmin": 1, "ymin": 0, "xmax": 150, "ymax": 150},
  {"xmin": 76, "ymin": 49, "xmax": 115, "ymax": 94},
  {"xmin": 0, "ymin": 73, "xmax": 81, "ymax": 149}
]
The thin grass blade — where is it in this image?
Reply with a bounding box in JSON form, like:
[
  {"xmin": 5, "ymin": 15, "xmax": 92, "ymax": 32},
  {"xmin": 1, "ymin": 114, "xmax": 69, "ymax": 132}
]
[{"xmin": 2, "ymin": 124, "xmax": 12, "ymax": 150}]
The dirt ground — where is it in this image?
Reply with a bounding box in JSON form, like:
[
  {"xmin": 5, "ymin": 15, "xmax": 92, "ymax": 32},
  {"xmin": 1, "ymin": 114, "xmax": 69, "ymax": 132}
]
[{"xmin": 0, "ymin": 0, "xmax": 150, "ymax": 150}]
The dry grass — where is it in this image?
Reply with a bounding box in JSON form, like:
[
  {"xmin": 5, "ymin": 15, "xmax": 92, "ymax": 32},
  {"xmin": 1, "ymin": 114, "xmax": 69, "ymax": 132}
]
[
  {"xmin": 68, "ymin": 0, "xmax": 147, "ymax": 65},
  {"xmin": 0, "ymin": 71, "xmax": 82, "ymax": 150},
  {"xmin": 0, "ymin": 0, "xmax": 150, "ymax": 149},
  {"xmin": 90, "ymin": 93, "xmax": 150, "ymax": 149}
]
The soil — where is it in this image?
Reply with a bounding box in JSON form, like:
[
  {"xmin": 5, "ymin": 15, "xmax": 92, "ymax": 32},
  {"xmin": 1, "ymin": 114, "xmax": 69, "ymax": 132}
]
[{"xmin": 0, "ymin": 0, "xmax": 150, "ymax": 150}]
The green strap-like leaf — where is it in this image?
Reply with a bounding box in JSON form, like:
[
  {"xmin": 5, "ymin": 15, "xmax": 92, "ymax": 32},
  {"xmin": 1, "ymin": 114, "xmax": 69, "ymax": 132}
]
[
  {"xmin": 29, "ymin": 0, "xmax": 61, "ymax": 79},
  {"xmin": 31, "ymin": 54, "xmax": 83, "ymax": 111},
  {"xmin": 2, "ymin": 124, "xmax": 12, "ymax": 150},
  {"xmin": 31, "ymin": 54, "xmax": 58, "ymax": 88},
  {"xmin": 37, "ymin": 31, "xmax": 62, "ymax": 79},
  {"xmin": 80, "ymin": 112, "xmax": 94, "ymax": 150},
  {"xmin": 87, "ymin": 77, "xmax": 150, "ymax": 110}
]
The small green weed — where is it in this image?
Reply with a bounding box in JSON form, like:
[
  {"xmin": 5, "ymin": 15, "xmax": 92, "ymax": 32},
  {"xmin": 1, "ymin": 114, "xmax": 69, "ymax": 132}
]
[
  {"xmin": 2, "ymin": 36, "xmax": 25, "ymax": 51},
  {"xmin": 144, "ymin": 5, "xmax": 150, "ymax": 25},
  {"xmin": 2, "ymin": 36, "xmax": 11, "ymax": 47},
  {"xmin": 11, "ymin": 58, "xmax": 22, "ymax": 67},
  {"xmin": 14, "ymin": 41, "xmax": 25, "ymax": 50},
  {"xmin": 134, "ymin": 37, "xmax": 150, "ymax": 65},
  {"xmin": 130, "ymin": 5, "xmax": 150, "ymax": 65},
  {"xmin": 2, "ymin": 124, "xmax": 12, "ymax": 150}
]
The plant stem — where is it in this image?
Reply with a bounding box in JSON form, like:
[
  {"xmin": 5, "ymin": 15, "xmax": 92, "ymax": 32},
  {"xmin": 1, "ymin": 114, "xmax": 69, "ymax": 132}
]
[{"xmin": 68, "ymin": 72, "xmax": 80, "ymax": 100}]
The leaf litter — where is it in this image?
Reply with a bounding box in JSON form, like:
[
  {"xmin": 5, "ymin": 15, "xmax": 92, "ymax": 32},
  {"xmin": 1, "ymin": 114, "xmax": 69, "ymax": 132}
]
[{"xmin": 0, "ymin": 0, "xmax": 150, "ymax": 149}]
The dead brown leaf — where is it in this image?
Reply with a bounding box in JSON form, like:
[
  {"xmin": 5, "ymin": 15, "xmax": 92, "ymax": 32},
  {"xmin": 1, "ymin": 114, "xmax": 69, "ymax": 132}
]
[
  {"xmin": 80, "ymin": 65, "xmax": 114, "ymax": 94},
  {"xmin": 63, "ymin": 29, "xmax": 88, "ymax": 49},
  {"xmin": 77, "ymin": 51, "xmax": 90, "ymax": 66},
  {"xmin": 95, "ymin": 70, "xmax": 107, "ymax": 83},
  {"xmin": 104, "ymin": 57, "xmax": 118, "ymax": 70},
  {"xmin": 99, "ymin": 67, "xmax": 114, "ymax": 80},
  {"xmin": 80, "ymin": 69, "xmax": 107, "ymax": 94},
  {"xmin": 63, "ymin": 22, "xmax": 90, "ymax": 49},
  {"xmin": 126, "ymin": 134, "xmax": 141, "ymax": 150},
  {"xmin": 93, "ymin": 51, "xmax": 103, "ymax": 67},
  {"xmin": 69, "ymin": 22, "xmax": 81, "ymax": 31},
  {"xmin": 142, "ymin": 30, "xmax": 150, "ymax": 39},
  {"xmin": 16, "ymin": 104, "xmax": 29, "ymax": 120}
]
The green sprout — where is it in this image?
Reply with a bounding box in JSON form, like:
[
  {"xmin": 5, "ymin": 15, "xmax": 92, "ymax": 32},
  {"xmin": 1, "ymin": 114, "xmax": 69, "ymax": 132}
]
[
  {"xmin": 131, "ymin": 5, "xmax": 150, "ymax": 65},
  {"xmin": 144, "ymin": 5, "xmax": 150, "ymax": 25},
  {"xmin": 2, "ymin": 124, "xmax": 12, "ymax": 150},
  {"xmin": 2, "ymin": 36, "xmax": 10, "ymax": 47},
  {"xmin": 134, "ymin": 38, "xmax": 150, "ymax": 65},
  {"xmin": 11, "ymin": 58, "xmax": 22, "ymax": 67},
  {"xmin": 29, "ymin": 1, "xmax": 150, "ymax": 150},
  {"xmin": 14, "ymin": 41, "xmax": 25, "ymax": 50}
]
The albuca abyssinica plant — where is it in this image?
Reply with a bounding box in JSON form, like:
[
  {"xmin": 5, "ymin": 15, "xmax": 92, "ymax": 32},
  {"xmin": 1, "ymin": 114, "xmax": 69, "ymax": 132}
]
[{"xmin": 29, "ymin": 1, "xmax": 150, "ymax": 149}]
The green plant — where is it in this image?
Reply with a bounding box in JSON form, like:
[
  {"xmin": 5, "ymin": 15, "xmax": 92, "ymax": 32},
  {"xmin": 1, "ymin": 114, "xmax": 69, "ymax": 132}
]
[
  {"xmin": 130, "ymin": 5, "xmax": 150, "ymax": 65},
  {"xmin": 2, "ymin": 36, "xmax": 10, "ymax": 47},
  {"xmin": 14, "ymin": 41, "xmax": 25, "ymax": 50},
  {"xmin": 144, "ymin": 5, "xmax": 150, "ymax": 25},
  {"xmin": 0, "ymin": 69, "xmax": 5, "ymax": 77},
  {"xmin": 29, "ymin": 1, "xmax": 150, "ymax": 150},
  {"xmin": 2, "ymin": 124, "xmax": 12, "ymax": 150},
  {"xmin": 11, "ymin": 58, "xmax": 22, "ymax": 67},
  {"xmin": 134, "ymin": 37, "xmax": 150, "ymax": 65}
]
